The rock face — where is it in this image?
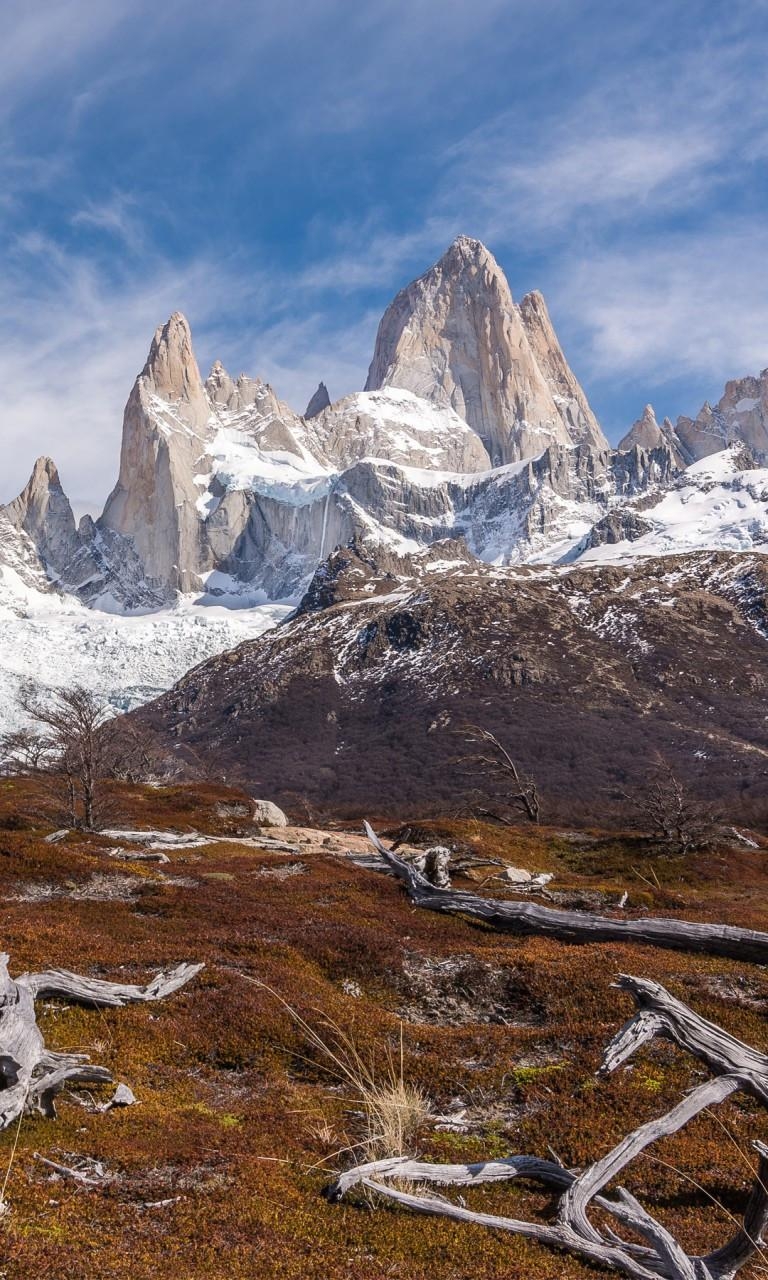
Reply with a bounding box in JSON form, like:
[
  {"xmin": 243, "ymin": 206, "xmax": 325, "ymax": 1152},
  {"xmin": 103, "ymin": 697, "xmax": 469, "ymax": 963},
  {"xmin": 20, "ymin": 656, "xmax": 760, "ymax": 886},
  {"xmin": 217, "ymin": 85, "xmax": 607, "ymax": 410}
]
[
  {"xmin": 304, "ymin": 382, "xmax": 331, "ymax": 419},
  {"xmin": 129, "ymin": 544, "xmax": 768, "ymax": 819},
  {"xmin": 675, "ymin": 369, "xmax": 768, "ymax": 462},
  {"xmin": 517, "ymin": 289, "xmax": 606, "ymax": 452},
  {"xmin": 365, "ymin": 235, "xmax": 608, "ymax": 464}
]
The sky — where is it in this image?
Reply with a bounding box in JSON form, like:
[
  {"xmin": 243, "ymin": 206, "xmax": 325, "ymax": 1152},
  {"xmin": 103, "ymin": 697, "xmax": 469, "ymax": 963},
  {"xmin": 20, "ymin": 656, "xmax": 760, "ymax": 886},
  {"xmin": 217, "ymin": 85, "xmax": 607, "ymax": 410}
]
[{"xmin": 1, "ymin": 0, "xmax": 767, "ymax": 513}]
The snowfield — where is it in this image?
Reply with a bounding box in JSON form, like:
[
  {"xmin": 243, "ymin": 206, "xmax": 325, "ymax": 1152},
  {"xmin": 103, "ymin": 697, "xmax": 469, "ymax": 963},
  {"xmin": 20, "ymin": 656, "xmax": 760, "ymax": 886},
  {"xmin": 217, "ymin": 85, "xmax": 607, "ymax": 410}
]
[
  {"xmin": 577, "ymin": 449, "xmax": 768, "ymax": 563},
  {"xmin": 0, "ymin": 580, "xmax": 290, "ymax": 735}
]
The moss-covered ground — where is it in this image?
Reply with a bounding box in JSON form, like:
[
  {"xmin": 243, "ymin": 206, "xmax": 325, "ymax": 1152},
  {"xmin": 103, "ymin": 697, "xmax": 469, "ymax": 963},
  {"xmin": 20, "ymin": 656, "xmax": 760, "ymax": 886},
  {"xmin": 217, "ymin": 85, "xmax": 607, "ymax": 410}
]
[{"xmin": 1, "ymin": 779, "xmax": 767, "ymax": 1278}]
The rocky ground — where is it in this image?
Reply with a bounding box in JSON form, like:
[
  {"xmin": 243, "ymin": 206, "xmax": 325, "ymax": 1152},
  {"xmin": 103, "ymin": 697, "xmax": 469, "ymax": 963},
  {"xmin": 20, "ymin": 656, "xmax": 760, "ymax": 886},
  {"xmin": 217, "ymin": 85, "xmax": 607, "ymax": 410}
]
[{"xmin": 1, "ymin": 778, "xmax": 768, "ymax": 1278}]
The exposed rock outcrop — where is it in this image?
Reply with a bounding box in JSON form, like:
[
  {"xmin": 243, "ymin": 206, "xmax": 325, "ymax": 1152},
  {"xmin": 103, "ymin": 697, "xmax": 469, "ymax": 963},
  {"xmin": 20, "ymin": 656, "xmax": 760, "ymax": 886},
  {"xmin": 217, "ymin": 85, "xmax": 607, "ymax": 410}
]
[
  {"xmin": 581, "ymin": 509, "xmax": 654, "ymax": 548},
  {"xmin": 619, "ymin": 405, "xmax": 689, "ymax": 467}
]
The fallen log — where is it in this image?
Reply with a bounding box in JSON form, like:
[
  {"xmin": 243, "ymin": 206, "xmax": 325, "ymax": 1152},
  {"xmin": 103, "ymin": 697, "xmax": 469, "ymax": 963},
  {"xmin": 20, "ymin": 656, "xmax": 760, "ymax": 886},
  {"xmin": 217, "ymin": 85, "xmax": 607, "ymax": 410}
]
[
  {"xmin": 329, "ymin": 971, "xmax": 768, "ymax": 1280},
  {"xmin": 364, "ymin": 822, "xmax": 768, "ymax": 964},
  {"xmin": 0, "ymin": 953, "xmax": 202, "ymax": 1130}
]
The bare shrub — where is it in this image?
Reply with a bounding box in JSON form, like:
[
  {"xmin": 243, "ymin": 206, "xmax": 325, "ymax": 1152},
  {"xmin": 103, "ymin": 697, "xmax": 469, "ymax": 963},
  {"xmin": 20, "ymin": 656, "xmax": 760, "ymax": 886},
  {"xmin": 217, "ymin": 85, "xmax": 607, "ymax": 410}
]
[
  {"xmin": 622, "ymin": 757, "xmax": 718, "ymax": 854},
  {"xmin": 452, "ymin": 723, "xmax": 541, "ymax": 824}
]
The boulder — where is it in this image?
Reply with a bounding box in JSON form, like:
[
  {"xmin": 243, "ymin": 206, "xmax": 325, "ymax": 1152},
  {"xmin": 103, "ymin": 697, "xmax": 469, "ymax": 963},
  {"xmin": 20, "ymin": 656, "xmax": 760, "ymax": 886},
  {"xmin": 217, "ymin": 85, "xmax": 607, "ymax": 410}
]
[{"xmin": 251, "ymin": 799, "xmax": 289, "ymax": 827}]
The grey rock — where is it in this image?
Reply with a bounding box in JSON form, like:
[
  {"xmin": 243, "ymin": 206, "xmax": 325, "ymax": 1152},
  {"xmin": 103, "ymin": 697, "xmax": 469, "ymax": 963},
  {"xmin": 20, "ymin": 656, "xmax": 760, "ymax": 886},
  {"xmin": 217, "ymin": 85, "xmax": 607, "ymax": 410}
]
[
  {"xmin": 251, "ymin": 799, "xmax": 289, "ymax": 827},
  {"xmin": 304, "ymin": 381, "xmax": 331, "ymax": 419}
]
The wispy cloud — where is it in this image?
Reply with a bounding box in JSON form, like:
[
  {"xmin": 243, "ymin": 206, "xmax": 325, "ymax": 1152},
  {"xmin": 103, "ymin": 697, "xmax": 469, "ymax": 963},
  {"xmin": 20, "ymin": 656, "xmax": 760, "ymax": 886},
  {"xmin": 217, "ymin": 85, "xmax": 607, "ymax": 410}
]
[
  {"xmin": 0, "ymin": 236, "xmax": 268, "ymax": 511},
  {"xmin": 556, "ymin": 222, "xmax": 768, "ymax": 389},
  {"xmin": 300, "ymin": 216, "xmax": 459, "ymax": 291},
  {"xmin": 71, "ymin": 192, "xmax": 146, "ymax": 253}
]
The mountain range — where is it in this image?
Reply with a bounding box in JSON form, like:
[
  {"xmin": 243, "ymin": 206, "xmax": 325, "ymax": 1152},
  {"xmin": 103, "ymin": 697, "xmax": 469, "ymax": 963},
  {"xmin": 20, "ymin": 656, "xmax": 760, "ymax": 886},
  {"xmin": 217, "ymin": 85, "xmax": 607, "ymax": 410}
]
[{"xmin": 2, "ymin": 234, "xmax": 768, "ymax": 810}]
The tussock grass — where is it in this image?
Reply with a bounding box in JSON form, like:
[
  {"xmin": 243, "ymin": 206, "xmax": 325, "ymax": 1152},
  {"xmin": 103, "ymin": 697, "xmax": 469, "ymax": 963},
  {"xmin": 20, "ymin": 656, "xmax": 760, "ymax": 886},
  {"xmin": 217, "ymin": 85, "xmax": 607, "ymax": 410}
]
[{"xmin": 255, "ymin": 981, "xmax": 430, "ymax": 1163}]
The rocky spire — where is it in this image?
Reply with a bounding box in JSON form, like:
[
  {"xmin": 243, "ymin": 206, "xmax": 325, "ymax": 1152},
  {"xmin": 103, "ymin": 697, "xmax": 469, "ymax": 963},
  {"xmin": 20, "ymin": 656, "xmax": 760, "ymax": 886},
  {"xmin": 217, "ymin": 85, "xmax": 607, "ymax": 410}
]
[
  {"xmin": 619, "ymin": 405, "xmax": 664, "ymax": 453},
  {"xmin": 206, "ymin": 360, "xmax": 236, "ymax": 407},
  {"xmin": 304, "ymin": 381, "xmax": 331, "ymax": 419},
  {"xmin": 364, "ymin": 235, "xmax": 605, "ymax": 465},
  {"xmin": 101, "ymin": 312, "xmax": 214, "ymax": 592},
  {"xmin": 2, "ymin": 456, "xmax": 80, "ymax": 576},
  {"xmin": 675, "ymin": 368, "xmax": 768, "ymax": 463},
  {"xmin": 141, "ymin": 312, "xmax": 209, "ymax": 426}
]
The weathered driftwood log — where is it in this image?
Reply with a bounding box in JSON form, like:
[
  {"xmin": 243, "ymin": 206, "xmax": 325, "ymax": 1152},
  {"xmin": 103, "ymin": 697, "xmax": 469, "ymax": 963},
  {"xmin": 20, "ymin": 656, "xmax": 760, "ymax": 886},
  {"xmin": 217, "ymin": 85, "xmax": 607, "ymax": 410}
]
[
  {"xmin": 329, "ymin": 972, "xmax": 768, "ymax": 1280},
  {"xmin": 364, "ymin": 822, "xmax": 768, "ymax": 964},
  {"xmin": 0, "ymin": 953, "xmax": 203, "ymax": 1130}
]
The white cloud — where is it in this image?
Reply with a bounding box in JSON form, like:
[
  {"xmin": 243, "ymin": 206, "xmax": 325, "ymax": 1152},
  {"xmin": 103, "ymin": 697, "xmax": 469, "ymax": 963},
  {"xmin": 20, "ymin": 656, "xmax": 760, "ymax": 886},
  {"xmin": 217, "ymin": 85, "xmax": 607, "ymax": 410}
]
[
  {"xmin": 300, "ymin": 216, "xmax": 460, "ymax": 291},
  {"xmin": 446, "ymin": 122, "xmax": 723, "ymax": 237}
]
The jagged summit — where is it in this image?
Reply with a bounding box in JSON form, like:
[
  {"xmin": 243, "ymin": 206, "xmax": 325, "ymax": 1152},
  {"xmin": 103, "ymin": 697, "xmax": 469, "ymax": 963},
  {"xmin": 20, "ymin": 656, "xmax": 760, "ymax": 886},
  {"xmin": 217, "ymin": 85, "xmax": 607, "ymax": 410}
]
[
  {"xmin": 304, "ymin": 381, "xmax": 331, "ymax": 419},
  {"xmin": 141, "ymin": 312, "xmax": 205, "ymax": 407},
  {"xmin": 437, "ymin": 233, "xmax": 494, "ymax": 266},
  {"xmin": 619, "ymin": 405, "xmax": 663, "ymax": 452},
  {"xmin": 1, "ymin": 454, "xmax": 79, "ymax": 580},
  {"xmin": 7, "ymin": 455, "xmax": 72, "ymax": 525},
  {"xmin": 365, "ymin": 236, "xmax": 608, "ymax": 464}
]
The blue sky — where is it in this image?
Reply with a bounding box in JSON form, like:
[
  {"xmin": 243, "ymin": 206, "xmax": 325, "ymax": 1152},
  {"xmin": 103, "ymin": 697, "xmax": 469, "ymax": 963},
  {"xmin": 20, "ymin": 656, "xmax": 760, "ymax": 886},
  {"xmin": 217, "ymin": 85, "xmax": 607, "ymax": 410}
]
[{"xmin": 1, "ymin": 0, "xmax": 767, "ymax": 512}]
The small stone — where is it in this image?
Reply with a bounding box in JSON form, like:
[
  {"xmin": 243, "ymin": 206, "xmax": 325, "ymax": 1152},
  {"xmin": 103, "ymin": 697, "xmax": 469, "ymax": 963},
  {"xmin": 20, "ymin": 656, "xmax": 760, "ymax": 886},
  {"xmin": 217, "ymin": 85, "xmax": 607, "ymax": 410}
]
[{"xmin": 504, "ymin": 866, "xmax": 533, "ymax": 884}]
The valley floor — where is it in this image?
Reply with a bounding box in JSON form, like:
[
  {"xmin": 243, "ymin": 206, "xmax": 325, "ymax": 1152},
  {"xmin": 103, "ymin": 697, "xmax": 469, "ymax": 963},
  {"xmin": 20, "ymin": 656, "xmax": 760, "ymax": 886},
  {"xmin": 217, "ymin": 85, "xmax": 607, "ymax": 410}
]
[{"xmin": 1, "ymin": 780, "xmax": 767, "ymax": 1279}]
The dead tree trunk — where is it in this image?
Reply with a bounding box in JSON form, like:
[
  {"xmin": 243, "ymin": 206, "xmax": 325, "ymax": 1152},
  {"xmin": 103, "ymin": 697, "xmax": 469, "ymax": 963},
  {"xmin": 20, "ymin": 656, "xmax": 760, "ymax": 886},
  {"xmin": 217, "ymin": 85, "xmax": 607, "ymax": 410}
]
[
  {"xmin": 329, "ymin": 973, "xmax": 768, "ymax": 1280},
  {"xmin": 0, "ymin": 953, "xmax": 202, "ymax": 1130},
  {"xmin": 363, "ymin": 822, "xmax": 768, "ymax": 964}
]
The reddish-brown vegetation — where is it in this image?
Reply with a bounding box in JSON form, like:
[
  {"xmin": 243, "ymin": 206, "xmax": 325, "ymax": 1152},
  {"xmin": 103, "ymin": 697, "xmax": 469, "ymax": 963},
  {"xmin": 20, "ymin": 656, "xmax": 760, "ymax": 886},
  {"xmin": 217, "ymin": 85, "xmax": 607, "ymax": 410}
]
[{"xmin": 1, "ymin": 780, "xmax": 767, "ymax": 1278}]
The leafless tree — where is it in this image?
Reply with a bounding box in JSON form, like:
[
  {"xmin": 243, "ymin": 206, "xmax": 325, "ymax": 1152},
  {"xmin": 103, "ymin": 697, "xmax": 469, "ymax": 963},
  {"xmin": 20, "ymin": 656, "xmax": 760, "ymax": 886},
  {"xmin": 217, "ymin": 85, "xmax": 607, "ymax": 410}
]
[
  {"xmin": 17, "ymin": 683, "xmax": 115, "ymax": 829},
  {"xmin": 453, "ymin": 724, "xmax": 540, "ymax": 824},
  {"xmin": 621, "ymin": 757, "xmax": 716, "ymax": 855},
  {"xmin": 101, "ymin": 717, "xmax": 163, "ymax": 784},
  {"xmin": 0, "ymin": 726, "xmax": 50, "ymax": 776}
]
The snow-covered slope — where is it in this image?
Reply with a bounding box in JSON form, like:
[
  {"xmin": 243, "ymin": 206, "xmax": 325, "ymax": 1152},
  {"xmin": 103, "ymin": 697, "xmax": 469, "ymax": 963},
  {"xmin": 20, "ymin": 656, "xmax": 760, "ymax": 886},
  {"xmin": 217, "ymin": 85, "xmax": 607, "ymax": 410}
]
[
  {"xmin": 576, "ymin": 448, "xmax": 768, "ymax": 563},
  {"xmin": 0, "ymin": 571, "xmax": 289, "ymax": 736},
  {"xmin": 305, "ymin": 387, "xmax": 491, "ymax": 471}
]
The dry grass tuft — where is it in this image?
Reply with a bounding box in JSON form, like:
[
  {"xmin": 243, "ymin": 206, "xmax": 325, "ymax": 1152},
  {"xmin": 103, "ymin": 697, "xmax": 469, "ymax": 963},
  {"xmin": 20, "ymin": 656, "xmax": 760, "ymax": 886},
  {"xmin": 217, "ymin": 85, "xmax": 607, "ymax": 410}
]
[{"xmin": 256, "ymin": 982, "xmax": 430, "ymax": 1163}]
